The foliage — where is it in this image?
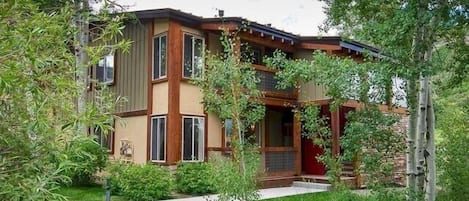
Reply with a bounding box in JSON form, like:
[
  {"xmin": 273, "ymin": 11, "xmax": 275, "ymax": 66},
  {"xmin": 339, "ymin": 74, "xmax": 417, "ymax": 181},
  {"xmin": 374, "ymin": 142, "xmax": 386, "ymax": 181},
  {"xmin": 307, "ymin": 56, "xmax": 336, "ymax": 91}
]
[
  {"xmin": 118, "ymin": 163, "xmax": 172, "ymax": 201},
  {"xmin": 266, "ymin": 51, "xmax": 404, "ymax": 188},
  {"xmin": 194, "ymin": 28, "xmax": 265, "ymax": 200},
  {"xmin": 175, "ymin": 162, "xmax": 215, "ymax": 195},
  {"xmin": 265, "ymin": 189, "xmax": 407, "ymax": 201},
  {"xmin": 61, "ymin": 135, "xmax": 109, "ymax": 186},
  {"xmin": 0, "ymin": 0, "xmax": 129, "ymax": 200},
  {"xmin": 435, "ymin": 80, "xmax": 469, "ymax": 201},
  {"xmin": 209, "ymin": 143, "xmax": 261, "ymax": 201},
  {"xmin": 105, "ymin": 161, "xmax": 127, "ymax": 195}
]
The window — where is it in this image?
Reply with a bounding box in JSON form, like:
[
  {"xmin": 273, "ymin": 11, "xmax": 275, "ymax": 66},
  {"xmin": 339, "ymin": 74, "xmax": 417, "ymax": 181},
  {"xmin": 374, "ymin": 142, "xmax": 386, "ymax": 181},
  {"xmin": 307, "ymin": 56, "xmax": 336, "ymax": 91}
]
[
  {"xmin": 153, "ymin": 34, "xmax": 167, "ymax": 80},
  {"xmin": 183, "ymin": 34, "xmax": 204, "ymax": 78},
  {"xmin": 94, "ymin": 126, "xmax": 114, "ymax": 152},
  {"xmin": 224, "ymin": 119, "xmax": 232, "ymax": 147},
  {"xmin": 96, "ymin": 53, "xmax": 114, "ymax": 84},
  {"xmin": 182, "ymin": 116, "xmax": 205, "ymax": 161},
  {"xmin": 151, "ymin": 116, "xmax": 166, "ymax": 162}
]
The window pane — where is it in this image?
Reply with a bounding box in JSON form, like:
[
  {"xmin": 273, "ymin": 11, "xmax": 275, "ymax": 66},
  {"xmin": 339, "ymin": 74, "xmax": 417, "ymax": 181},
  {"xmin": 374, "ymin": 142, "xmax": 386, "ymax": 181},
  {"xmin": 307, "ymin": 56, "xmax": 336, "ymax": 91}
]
[
  {"xmin": 183, "ymin": 34, "xmax": 193, "ymax": 78},
  {"xmin": 105, "ymin": 54, "xmax": 114, "ymax": 83},
  {"xmin": 224, "ymin": 119, "xmax": 232, "ymax": 147},
  {"xmin": 195, "ymin": 118, "xmax": 204, "ymax": 160},
  {"xmin": 160, "ymin": 36, "xmax": 167, "ymax": 77},
  {"xmin": 158, "ymin": 118, "xmax": 165, "ymax": 161},
  {"xmin": 151, "ymin": 118, "xmax": 158, "ymax": 160},
  {"xmin": 153, "ymin": 37, "xmax": 160, "ymax": 79},
  {"xmin": 193, "ymin": 38, "xmax": 204, "ymax": 77},
  {"xmin": 183, "ymin": 118, "xmax": 193, "ymax": 160},
  {"xmin": 97, "ymin": 59, "xmax": 105, "ymax": 82}
]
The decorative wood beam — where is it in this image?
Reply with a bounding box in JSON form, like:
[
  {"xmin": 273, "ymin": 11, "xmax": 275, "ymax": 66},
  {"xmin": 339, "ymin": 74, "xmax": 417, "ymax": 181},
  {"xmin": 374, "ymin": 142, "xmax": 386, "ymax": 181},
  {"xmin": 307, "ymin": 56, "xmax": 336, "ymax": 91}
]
[
  {"xmin": 299, "ymin": 42, "xmax": 342, "ymax": 51},
  {"xmin": 200, "ymin": 22, "xmax": 238, "ymax": 31}
]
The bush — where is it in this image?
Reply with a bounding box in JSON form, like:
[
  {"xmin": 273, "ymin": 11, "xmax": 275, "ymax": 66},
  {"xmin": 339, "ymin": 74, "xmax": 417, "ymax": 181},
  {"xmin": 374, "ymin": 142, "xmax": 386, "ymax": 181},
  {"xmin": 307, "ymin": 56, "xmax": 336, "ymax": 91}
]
[
  {"xmin": 63, "ymin": 135, "xmax": 108, "ymax": 186},
  {"xmin": 106, "ymin": 162, "xmax": 127, "ymax": 195},
  {"xmin": 175, "ymin": 162, "xmax": 215, "ymax": 195},
  {"xmin": 118, "ymin": 163, "xmax": 172, "ymax": 201}
]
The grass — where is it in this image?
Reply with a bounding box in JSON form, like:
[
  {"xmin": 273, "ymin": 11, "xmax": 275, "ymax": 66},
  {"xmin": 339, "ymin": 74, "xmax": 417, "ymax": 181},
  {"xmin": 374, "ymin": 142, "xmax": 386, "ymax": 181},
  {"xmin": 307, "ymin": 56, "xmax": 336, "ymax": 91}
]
[
  {"xmin": 264, "ymin": 191, "xmax": 365, "ymax": 201},
  {"xmin": 56, "ymin": 186, "xmax": 126, "ymax": 201}
]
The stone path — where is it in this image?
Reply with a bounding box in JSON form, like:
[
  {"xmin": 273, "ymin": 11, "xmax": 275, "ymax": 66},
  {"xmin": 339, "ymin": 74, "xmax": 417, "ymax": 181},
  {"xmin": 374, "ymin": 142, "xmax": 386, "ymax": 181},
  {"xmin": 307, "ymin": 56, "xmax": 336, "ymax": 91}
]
[{"xmin": 165, "ymin": 187, "xmax": 326, "ymax": 201}]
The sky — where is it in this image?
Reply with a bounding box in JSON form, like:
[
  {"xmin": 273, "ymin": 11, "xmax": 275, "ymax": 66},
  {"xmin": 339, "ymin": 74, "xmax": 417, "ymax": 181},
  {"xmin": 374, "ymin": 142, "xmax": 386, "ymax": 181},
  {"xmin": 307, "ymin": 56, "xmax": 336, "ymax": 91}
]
[{"xmin": 116, "ymin": 0, "xmax": 333, "ymax": 36}]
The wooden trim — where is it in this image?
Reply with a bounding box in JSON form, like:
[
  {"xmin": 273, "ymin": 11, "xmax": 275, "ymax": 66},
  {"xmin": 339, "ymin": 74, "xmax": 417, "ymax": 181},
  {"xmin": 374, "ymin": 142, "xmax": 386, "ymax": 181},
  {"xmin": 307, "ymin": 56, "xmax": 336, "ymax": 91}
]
[
  {"xmin": 330, "ymin": 108, "xmax": 340, "ymax": 156},
  {"xmin": 146, "ymin": 20, "xmax": 154, "ymax": 161},
  {"xmin": 260, "ymin": 97, "xmax": 297, "ymax": 107},
  {"xmin": 238, "ymin": 32, "xmax": 296, "ymax": 52},
  {"xmin": 261, "ymin": 147, "xmax": 296, "ymax": 152},
  {"xmin": 116, "ymin": 110, "xmax": 148, "ymax": 117},
  {"xmin": 207, "ymin": 147, "xmax": 228, "ymax": 151},
  {"xmin": 151, "ymin": 78, "xmax": 168, "ymax": 84},
  {"xmin": 204, "ymin": 112, "xmax": 208, "ymax": 162},
  {"xmin": 262, "ymin": 91, "xmax": 297, "ymax": 100},
  {"xmin": 299, "ymin": 42, "xmax": 342, "ymax": 51},
  {"xmin": 252, "ymin": 64, "xmax": 277, "ymax": 73},
  {"xmin": 167, "ymin": 20, "xmax": 182, "ymax": 164},
  {"xmin": 200, "ymin": 22, "xmax": 238, "ymax": 31},
  {"xmin": 267, "ymin": 170, "xmax": 296, "ymax": 177},
  {"xmin": 299, "ymin": 99, "xmax": 330, "ymax": 106}
]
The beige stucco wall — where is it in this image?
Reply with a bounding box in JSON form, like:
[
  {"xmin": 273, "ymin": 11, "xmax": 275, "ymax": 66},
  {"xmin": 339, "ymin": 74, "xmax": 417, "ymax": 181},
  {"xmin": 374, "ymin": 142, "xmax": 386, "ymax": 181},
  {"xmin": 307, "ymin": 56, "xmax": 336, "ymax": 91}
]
[
  {"xmin": 181, "ymin": 26, "xmax": 203, "ymax": 36},
  {"xmin": 152, "ymin": 83, "xmax": 168, "ymax": 115},
  {"xmin": 179, "ymin": 82, "xmax": 204, "ymax": 115},
  {"xmin": 113, "ymin": 115, "xmax": 147, "ymax": 164},
  {"xmin": 207, "ymin": 112, "xmax": 222, "ymax": 147},
  {"xmin": 154, "ymin": 19, "xmax": 168, "ymax": 35}
]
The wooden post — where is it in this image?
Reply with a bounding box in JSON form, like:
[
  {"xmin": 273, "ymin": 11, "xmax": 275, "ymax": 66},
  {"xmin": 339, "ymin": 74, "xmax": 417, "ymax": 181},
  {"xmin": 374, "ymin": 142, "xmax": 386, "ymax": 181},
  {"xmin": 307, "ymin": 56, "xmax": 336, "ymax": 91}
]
[
  {"xmin": 293, "ymin": 109, "xmax": 302, "ymax": 175},
  {"xmin": 330, "ymin": 108, "xmax": 340, "ymax": 157}
]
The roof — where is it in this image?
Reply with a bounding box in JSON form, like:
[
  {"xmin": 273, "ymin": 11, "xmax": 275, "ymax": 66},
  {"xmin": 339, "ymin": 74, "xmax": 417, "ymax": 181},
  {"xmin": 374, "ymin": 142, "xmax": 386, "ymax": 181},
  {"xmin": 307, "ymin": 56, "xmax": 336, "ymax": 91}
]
[{"xmin": 131, "ymin": 8, "xmax": 381, "ymax": 56}]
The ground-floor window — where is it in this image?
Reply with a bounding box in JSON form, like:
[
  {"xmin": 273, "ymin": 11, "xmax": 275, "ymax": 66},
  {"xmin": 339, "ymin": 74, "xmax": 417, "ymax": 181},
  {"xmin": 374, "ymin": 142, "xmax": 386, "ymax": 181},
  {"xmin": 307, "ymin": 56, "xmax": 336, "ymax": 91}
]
[
  {"xmin": 94, "ymin": 125, "xmax": 114, "ymax": 153},
  {"xmin": 182, "ymin": 116, "xmax": 205, "ymax": 161},
  {"xmin": 151, "ymin": 116, "xmax": 166, "ymax": 162}
]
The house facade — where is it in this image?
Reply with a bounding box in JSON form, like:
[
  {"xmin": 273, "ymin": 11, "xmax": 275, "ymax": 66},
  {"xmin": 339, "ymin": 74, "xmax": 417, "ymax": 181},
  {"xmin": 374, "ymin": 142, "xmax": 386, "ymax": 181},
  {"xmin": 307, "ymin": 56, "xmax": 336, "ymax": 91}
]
[{"xmin": 89, "ymin": 8, "xmax": 408, "ymax": 187}]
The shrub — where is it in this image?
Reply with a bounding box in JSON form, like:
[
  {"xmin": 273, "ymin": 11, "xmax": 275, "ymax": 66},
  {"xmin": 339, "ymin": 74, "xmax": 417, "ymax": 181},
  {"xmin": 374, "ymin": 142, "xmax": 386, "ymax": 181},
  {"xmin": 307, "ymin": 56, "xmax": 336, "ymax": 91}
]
[
  {"xmin": 105, "ymin": 161, "xmax": 127, "ymax": 195},
  {"xmin": 118, "ymin": 163, "xmax": 172, "ymax": 201},
  {"xmin": 62, "ymin": 135, "xmax": 108, "ymax": 186},
  {"xmin": 175, "ymin": 162, "xmax": 215, "ymax": 195}
]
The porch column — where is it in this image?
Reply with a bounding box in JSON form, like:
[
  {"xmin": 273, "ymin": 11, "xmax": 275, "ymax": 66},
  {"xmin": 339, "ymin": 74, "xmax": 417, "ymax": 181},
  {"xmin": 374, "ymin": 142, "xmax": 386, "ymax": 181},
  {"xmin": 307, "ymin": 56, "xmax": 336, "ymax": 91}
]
[
  {"xmin": 330, "ymin": 108, "xmax": 340, "ymax": 156},
  {"xmin": 293, "ymin": 110, "xmax": 302, "ymax": 175}
]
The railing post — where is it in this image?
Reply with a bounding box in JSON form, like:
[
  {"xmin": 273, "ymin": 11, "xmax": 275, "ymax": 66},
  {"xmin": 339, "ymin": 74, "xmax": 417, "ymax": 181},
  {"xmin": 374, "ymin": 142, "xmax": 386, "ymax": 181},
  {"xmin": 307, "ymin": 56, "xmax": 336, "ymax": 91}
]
[{"xmin": 105, "ymin": 178, "xmax": 111, "ymax": 201}]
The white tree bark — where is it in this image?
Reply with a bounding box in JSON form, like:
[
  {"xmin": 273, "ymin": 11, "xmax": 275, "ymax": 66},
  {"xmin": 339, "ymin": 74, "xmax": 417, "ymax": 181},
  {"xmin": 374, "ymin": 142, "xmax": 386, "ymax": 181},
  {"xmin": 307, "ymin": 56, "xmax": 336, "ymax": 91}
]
[
  {"xmin": 416, "ymin": 75, "xmax": 429, "ymax": 191},
  {"xmin": 406, "ymin": 79, "xmax": 418, "ymax": 195},
  {"xmin": 75, "ymin": 0, "xmax": 90, "ymax": 134},
  {"xmin": 425, "ymin": 87, "xmax": 436, "ymax": 201}
]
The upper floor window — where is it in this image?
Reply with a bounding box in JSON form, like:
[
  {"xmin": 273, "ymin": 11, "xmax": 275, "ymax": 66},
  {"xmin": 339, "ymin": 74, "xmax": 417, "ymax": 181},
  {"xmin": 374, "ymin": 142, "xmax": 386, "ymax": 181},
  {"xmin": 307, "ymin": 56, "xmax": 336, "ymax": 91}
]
[
  {"xmin": 183, "ymin": 33, "xmax": 204, "ymax": 78},
  {"xmin": 97, "ymin": 53, "xmax": 114, "ymax": 84},
  {"xmin": 153, "ymin": 34, "xmax": 167, "ymax": 80}
]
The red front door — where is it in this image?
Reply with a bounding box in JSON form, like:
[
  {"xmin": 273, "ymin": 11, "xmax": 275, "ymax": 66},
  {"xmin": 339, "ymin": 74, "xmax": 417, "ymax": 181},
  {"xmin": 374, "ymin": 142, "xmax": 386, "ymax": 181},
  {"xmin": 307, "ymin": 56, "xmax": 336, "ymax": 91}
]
[{"xmin": 301, "ymin": 136, "xmax": 326, "ymax": 175}]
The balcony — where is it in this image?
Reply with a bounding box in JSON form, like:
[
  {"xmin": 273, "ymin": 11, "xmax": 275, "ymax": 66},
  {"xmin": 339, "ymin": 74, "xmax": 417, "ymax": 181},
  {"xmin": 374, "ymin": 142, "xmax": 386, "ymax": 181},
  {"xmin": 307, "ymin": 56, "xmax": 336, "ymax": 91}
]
[{"xmin": 254, "ymin": 64, "xmax": 297, "ymax": 99}]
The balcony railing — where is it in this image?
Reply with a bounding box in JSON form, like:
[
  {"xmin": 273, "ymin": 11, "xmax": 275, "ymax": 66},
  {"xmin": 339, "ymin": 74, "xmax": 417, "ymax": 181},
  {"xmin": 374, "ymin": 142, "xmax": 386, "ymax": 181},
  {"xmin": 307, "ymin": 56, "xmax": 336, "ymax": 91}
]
[{"xmin": 254, "ymin": 64, "xmax": 296, "ymax": 99}]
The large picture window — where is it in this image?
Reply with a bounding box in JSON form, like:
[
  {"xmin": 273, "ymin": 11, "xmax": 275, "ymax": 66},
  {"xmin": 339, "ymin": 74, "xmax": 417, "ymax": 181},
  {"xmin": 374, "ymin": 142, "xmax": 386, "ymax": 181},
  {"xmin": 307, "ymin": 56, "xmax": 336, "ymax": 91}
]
[
  {"xmin": 183, "ymin": 33, "xmax": 204, "ymax": 78},
  {"xmin": 182, "ymin": 116, "xmax": 205, "ymax": 161},
  {"xmin": 96, "ymin": 53, "xmax": 114, "ymax": 84},
  {"xmin": 151, "ymin": 116, "xmax": 166, "ymax": 162},
  {"xmin": 153, "ymin": 34, "xmax": 167, "ymax": 80}
]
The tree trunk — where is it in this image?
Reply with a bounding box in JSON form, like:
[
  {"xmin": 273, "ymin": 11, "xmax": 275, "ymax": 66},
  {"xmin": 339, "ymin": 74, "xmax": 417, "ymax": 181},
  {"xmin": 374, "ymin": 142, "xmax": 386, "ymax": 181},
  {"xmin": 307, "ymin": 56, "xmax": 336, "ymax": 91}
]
[
  {"xmin": 406, "ymin": 79, "xmax": 418, "ymax": 195},
  {"xmin": 75, "ymin": 0, "xmax": 90, "ymax": 135},
  {"xmin": 425, "ymin": 87, "xmax": 436, "ymax": 201},
  {"xmin": 416, "ymin": 75, "xmax": 429, "ymax": 191}
]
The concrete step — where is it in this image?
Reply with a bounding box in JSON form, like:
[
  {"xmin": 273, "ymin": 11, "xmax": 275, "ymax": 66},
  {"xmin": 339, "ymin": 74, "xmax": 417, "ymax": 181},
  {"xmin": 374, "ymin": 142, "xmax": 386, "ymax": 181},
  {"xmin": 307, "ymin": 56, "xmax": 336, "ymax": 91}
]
[
  {"xmin": 342, "ymin": 170, "xmax": 355, "ymax": 177},
  {"xmin": 292, "ymin": 181, "xmax": 332, "ymax": 190}
]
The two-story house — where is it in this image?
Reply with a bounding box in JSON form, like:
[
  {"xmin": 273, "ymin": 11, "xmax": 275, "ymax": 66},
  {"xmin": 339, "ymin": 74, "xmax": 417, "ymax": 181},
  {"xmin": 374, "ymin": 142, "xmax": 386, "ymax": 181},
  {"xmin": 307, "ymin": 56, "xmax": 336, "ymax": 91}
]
[{"xmin": 89, "ymin": 8, "xmax": 408, "ymax": 187}]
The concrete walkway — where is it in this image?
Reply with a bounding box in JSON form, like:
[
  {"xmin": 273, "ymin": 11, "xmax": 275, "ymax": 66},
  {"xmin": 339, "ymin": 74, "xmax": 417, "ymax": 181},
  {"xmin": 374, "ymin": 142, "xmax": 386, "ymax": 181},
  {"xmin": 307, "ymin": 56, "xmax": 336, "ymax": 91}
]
[{"xmin": 165, "ymin": 187, "xmax": 326, "ymax": 201}]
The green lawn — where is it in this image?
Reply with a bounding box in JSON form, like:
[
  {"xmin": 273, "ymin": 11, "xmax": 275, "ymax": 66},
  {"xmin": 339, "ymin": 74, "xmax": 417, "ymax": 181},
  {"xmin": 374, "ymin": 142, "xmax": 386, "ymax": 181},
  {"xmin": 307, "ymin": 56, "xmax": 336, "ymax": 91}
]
[{"xmin": 56, "ymin": 186, "xmax": 126, "ymax": 201}]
